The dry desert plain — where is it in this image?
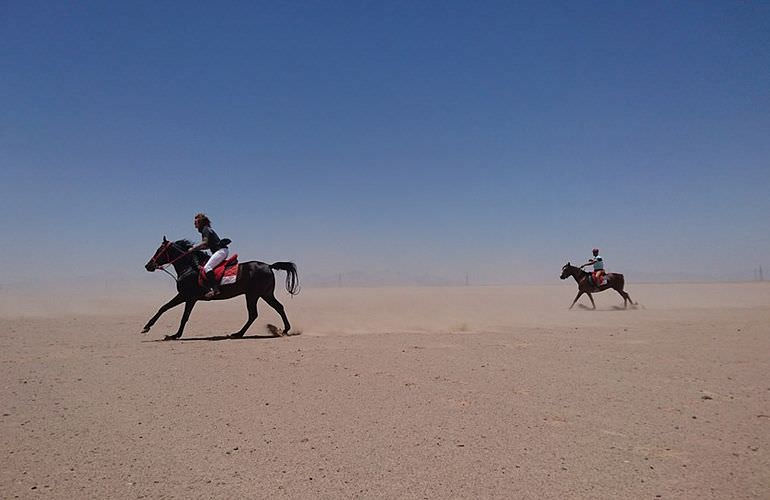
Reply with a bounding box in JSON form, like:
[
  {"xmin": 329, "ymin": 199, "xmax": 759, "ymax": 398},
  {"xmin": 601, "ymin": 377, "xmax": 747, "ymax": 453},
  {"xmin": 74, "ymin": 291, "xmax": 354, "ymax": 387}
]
[{"xmin": 1, "ymin": 282, "xmax": 769, "ymax": 498}]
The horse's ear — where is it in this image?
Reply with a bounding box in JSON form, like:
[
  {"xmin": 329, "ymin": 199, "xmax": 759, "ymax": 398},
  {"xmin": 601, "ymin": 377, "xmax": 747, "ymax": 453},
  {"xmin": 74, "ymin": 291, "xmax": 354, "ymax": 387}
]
[
  {"xmin": 163, "ymin": 235, "xmax": 168, "ymax": 243},
  {"xmin": 567, "ymin": 261, "xmax": 570, "ymax": 266}
]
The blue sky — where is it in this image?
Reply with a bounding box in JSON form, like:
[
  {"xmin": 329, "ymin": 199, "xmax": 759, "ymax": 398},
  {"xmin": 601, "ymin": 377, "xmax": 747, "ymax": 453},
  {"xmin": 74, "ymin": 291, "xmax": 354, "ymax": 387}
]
[{"xmin": 2, "ymin": 1, "xmax": 769, "ymax": 285}]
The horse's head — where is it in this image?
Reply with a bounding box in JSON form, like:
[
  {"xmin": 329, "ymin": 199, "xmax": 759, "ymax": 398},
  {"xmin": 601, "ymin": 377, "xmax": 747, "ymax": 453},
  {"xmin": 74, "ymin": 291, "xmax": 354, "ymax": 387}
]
[
  {"xmin": 145, "ymin": 236, "xmax": 172, "ymax": 272},
  {"xmin": 560, "ymin": 262, "xmax": 573, "ymax": 280}
]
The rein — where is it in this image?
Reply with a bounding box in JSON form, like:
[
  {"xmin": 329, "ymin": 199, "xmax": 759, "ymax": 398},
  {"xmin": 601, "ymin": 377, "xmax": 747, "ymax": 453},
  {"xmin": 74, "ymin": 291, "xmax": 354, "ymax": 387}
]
[
  {"xmin": 152, "ymin": 241, "xmax": 197, "ymax": 282},
  {"xmin": 159, "ymin": 266, "xmax": 178, "ymax": 281}
]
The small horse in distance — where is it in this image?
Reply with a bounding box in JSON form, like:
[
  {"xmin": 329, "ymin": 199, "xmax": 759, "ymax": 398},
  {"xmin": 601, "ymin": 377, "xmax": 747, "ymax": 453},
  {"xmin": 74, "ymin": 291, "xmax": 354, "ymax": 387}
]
[
  {"xmin": 560, "ymin": 262, "xmax": 636, "ymax": 310},
  {"xmin": 142, "ymin": 237, "xmax": 299, "ymax": 340}
]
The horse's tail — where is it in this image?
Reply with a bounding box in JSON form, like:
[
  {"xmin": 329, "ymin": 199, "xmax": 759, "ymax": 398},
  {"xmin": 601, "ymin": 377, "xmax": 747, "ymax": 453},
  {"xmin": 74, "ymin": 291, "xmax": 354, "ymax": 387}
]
[{"xmin": 270, "ymin": 262, "xmax": 301, "ymax": 295}]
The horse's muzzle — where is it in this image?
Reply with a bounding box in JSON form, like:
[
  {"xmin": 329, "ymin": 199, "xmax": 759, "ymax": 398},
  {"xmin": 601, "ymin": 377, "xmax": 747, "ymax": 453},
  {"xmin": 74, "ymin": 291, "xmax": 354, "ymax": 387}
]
[{"xmin": 145, "ymin": 262, "xmax": 156, "ymax": 272}]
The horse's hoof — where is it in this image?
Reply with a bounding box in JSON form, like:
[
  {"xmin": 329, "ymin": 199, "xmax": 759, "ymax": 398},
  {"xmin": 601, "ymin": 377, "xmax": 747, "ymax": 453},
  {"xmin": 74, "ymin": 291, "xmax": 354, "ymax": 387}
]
[
  {"xmin": 140, "ymin": 327, "xmax": 150, "ymax": 334},
  {"xmin": 228, "ymin": 332, "xmax": 244, "ymax": 339},
  {"xmin": 163, "ymin": 334, "xmax": 180, "ymax": 341}
]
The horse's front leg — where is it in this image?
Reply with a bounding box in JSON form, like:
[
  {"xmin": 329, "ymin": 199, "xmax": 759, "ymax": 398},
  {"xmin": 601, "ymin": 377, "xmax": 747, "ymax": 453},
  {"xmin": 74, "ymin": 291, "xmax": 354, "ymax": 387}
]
[
  {"xmin": 165, "ymin": 300, "xmax": 197, "ymax": 341},
  {"xmin": 569, "ymin": 290, "xmax": 583, "ymax": 309},
  {"xmin": 141, "ymin": 293, "xmax": 185, "ymax": 333}
]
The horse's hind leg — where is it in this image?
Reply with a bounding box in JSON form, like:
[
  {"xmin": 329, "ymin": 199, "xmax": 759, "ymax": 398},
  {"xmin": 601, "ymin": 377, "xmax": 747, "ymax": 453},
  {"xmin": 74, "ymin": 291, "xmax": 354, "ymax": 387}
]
[
  {"xmin": 229, "ymin": 292, "xmax": 259, "ymax": 339},
  {"xmin": 587, "ymin": 293, "xmax": 596, "ymax": 309},
  {"xmin": 263, "ymin": 293, "xmax": 290, "ymax": 335},
  {"xmin": 615, "ymin": 288, "xmax": 629, "ymax": 308}
]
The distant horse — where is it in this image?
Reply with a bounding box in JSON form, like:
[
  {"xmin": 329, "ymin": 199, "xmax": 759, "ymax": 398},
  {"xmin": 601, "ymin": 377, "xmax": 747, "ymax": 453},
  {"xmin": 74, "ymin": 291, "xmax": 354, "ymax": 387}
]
[
  {"xmin": 560, "ymin": 262, "xmax": 635, "ymax": 310},
  {"xmin": 142, "ymin": 237, "xmax": 299, "ymax": 340}
]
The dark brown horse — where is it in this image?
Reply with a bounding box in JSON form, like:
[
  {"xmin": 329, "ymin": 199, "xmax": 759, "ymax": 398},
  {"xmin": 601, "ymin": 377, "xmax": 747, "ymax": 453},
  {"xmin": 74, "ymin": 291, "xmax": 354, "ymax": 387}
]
[
  {"xmin": 142, "ymin": 237, "xmax": 299, "ymax": 340},
  {"xmin": 560, "ymin": 262, "xmax": 635, "ymax": 310}
]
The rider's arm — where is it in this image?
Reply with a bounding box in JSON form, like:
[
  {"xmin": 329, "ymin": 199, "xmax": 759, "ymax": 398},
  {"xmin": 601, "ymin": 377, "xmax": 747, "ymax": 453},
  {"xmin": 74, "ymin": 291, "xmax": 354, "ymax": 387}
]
[
  {"xmin": 190, "ymin": 226, "xmax": 212, "ymax": 252},
  {"xmin": 190, "ymin": 237, "xmax": 209, "ymax": 252},
  {"xmin": 580, "ymin": 259, "xmax": 595, "ymax": 268}
]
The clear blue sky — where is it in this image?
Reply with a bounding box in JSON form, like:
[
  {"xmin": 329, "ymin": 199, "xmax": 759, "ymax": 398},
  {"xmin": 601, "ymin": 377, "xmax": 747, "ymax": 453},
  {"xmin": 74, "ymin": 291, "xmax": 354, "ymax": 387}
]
[{"xmin": 3, "ymin": 1, "xmax": 769, "ymax": 285}]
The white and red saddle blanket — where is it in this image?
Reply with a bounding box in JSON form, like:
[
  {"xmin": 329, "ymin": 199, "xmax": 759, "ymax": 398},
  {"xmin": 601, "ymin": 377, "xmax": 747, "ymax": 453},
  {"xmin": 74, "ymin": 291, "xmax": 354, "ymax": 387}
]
[{"xmin": 198, "ymin": 254, "xmax": 239, "ymax": 286}]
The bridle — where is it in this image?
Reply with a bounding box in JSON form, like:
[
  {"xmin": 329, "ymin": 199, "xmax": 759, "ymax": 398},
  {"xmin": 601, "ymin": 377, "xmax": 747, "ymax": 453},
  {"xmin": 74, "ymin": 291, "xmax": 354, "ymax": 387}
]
[
  {"xmin": 561, "ymin": 264, "xmax": 580, "ymax": 279},
  {"xmin": 150, "ymin": 241, "xmax": 195, "ymax": 281}
]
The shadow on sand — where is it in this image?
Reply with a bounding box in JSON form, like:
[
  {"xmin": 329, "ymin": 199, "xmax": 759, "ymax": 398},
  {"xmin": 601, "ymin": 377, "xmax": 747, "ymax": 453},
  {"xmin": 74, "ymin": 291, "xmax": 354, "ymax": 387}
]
[
  {"xmin": 143, "ymin": 335, "xmax": 272, "ymax": 343},
  {"xmin": 179, "ymin": 334, "xmax": 275, "ymax": 342},
  {"xmin": 143, "ymin": 324, "xmax": 302, "ymax": 342},
  {"xmin": 575, "ymin": 304, "xmax": 642, "ymax": 311}
]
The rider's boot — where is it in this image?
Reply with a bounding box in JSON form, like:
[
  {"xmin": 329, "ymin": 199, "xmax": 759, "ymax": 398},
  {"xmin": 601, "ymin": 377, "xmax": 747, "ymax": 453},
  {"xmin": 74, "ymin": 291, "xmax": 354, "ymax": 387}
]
[{"xmin": 205, "ymin": 270, "xmax": 220, "ymax": 298}]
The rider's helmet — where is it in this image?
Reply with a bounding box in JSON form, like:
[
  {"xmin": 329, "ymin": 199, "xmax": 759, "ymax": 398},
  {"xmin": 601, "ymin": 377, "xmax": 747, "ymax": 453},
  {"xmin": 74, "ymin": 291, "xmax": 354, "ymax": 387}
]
[{"xmin": 592, "ymin": 248, "xmax": 599, "ymax": 255}]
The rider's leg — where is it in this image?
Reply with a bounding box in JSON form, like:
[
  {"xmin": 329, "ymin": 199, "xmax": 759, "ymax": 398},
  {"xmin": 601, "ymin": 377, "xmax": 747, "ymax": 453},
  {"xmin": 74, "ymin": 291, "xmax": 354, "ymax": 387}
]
[
  {"xmin": 204, "ymin": 248, "xmax": 229, "ymax": 273},
  {"xmin": 204, "ymin": 270, "xmax": 218, "ymax": 297},
  {"xmin": 203, "ymin": 248, "xmax": 229, "ymax": 296}
]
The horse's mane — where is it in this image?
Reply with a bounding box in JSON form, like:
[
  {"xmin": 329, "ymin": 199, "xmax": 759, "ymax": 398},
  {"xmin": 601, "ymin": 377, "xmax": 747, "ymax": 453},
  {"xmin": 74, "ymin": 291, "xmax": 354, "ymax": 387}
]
[
  {"xmin": 174, "ymin": 239, "xmax": 208, "ymax": 262},
  {"xmin": 564, "ymin": 262, "xmax": 587, "ymax": 277},
  {"xmin": 175, "ymin": 239, "xmax": 194, "ymax": 249}
]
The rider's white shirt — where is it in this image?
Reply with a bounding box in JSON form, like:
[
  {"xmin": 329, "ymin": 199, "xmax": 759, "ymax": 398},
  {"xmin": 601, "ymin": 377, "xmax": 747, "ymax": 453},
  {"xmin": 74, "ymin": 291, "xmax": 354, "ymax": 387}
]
[{"xmin": 593, "ymin": 256, "xmax": 604, "ymax": 271}]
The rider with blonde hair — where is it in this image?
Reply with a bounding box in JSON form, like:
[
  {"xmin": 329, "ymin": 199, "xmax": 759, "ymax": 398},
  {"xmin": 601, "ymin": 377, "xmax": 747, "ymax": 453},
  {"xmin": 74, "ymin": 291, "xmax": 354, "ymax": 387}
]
[{"xmin": 191, "ymin": 213, "xmax": 229, "ymax": 298}]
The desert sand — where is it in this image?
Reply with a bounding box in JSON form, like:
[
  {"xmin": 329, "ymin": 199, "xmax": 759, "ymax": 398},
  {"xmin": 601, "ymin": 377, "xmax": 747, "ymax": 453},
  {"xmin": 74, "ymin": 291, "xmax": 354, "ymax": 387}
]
[{"xmin": 1, "ymin": 282, "xmax": 768, "ymax": 498}]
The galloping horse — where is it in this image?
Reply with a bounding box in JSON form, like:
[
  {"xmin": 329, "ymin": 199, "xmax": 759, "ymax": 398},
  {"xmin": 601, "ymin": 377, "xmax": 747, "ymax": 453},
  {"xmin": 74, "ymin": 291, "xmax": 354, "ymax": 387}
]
[
  {"xmin": 142, "ymin": 237, "xmax": 299, "ymax": 340},
  {"xmin": 560, "ymin": 262, "xmax": 635, "ymax": 310}
]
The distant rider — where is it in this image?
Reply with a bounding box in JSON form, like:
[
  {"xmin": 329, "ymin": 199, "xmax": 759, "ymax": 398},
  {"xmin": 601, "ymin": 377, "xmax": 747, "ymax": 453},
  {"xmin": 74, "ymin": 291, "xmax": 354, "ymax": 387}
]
[
  {"xmin": 580, "ymin": 248, "xmax": 606, "ymax": 286},
  {"xmin": 190, "ymin": 213, "xmax": 229, "ymax": 298}
]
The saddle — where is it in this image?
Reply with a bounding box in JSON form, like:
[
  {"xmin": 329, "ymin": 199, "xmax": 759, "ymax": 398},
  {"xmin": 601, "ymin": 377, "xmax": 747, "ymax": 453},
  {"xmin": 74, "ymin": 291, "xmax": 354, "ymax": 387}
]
[
  {"xmin": 198, "ymin": 254, "xmax": 239, "ymax": 287},
  {"xmin": 589, "ymin": 271, "xmax": 607, "ymax": 287}
]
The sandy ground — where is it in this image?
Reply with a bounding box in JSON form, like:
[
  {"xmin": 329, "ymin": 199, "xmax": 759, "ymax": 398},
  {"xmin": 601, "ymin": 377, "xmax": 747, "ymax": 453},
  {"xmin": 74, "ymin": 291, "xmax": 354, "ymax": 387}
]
[{"xmin": 1, "ymin": 283, "xmax": 768, "ymax": 498}]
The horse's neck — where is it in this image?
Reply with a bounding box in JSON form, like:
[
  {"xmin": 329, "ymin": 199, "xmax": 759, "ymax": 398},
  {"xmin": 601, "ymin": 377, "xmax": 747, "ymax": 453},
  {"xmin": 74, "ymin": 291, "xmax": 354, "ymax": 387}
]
[
  {"xmin": 572, "ymin": 268, "xmax": 586, "ymax": 282},
  {"xmin": 172, "ymin": 255, "xmax": 196, "ymax": 275}
]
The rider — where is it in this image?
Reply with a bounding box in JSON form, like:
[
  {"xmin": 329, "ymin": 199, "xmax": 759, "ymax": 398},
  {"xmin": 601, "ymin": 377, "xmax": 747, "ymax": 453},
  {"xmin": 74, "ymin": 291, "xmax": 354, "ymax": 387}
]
[
  {"xmin": 191, "ymin": 213, "xmax": 229, "ymax": 298},
  {"xmin": 580, "ymin": 248, "xmax": 606, "ymax": 286}
]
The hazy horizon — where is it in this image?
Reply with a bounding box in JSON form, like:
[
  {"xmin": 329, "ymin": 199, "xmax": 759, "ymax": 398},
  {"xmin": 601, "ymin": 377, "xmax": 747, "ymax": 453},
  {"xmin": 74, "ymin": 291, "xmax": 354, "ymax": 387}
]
[
  {"xmin": 1, "ymin": 266, "xmax": 767, "ymax": 291},
  {"xmin": 3, "ymin": 1, "xmax": 769, "ymax": 288}
]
